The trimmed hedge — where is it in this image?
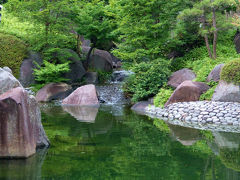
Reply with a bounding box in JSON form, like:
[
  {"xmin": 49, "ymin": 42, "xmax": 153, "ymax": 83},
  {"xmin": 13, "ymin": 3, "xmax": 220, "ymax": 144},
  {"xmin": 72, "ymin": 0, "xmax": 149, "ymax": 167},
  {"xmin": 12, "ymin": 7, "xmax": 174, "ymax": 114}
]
[
  {"xmin": 0, "ymin": 33, "xmax": 27, "ymax": 77},
  {"xmin": 220, "ymin": 59, "xmax": 240, "ymax": 85}
]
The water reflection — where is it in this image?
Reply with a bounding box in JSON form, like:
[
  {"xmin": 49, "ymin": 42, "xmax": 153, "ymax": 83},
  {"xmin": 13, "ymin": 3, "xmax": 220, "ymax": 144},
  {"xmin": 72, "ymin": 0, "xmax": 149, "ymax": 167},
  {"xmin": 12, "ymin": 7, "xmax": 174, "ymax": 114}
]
[
  {"xmin": 168, "ymin": 124, "xmax": 201, "ymax": 146},
  {"xmin": 63, "ymin": 105, "xmax": 99, "ymax": 123},
  {"xmin": 0, "ymin": 148, "xmax": 47, "ymax": 180},
  {"xmin": 2, "ymin": 105, "xmax": 240, "ymax": 179}
]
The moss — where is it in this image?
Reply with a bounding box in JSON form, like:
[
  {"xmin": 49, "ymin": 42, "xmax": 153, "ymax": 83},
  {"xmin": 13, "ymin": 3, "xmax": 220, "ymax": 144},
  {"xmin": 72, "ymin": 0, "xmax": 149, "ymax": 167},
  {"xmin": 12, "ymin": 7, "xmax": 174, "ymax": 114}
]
[
  {"xmin": 220, "ymin": 59, "xmax": 240, "ymax": 85},
  {"xmin": 0, "ymin": 33, "xmax": 28, "ymax": 77}
]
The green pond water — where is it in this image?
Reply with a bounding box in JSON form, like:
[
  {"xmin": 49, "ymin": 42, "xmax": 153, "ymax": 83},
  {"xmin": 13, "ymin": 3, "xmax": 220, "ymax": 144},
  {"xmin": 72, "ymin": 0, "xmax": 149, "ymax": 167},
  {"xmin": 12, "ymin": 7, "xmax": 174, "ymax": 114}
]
[{"xmin": 1, "ymin": 104, "xmax": 240, "ymax": 180}]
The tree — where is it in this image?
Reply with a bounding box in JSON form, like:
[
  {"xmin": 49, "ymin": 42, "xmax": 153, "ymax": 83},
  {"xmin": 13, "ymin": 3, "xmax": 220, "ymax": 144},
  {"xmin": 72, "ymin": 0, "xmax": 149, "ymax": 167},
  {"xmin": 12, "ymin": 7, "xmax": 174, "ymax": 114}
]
[
  {"xmin": 178, "ymin": 0, "xmax": 238, "ymax": 59},
  {"xmin": 110, "ymin": 0, "xmax": 194, "ymax": 63},
  {"xmin": 75, "ymin": 1, "xmax": 117, "ymax": 69},
  {"xmin": 5, "ymin": 0, "xmax": 77, "ymax": 51}
]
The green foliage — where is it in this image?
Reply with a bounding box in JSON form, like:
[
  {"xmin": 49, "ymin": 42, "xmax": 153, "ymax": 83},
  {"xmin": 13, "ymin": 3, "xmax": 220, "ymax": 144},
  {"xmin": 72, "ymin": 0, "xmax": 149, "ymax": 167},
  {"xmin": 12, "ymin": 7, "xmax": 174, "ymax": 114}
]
[
  {"xmin": 154, "ymin": 88, "xmax": 174, "ymax": 108},
  {"xmin": 111, "ymin": 0, "xmax": 194, "ymax": 62},
  {"xmin": 200, "ymin": 81, "xmax": 217, "ymax": 101},
  {"xmin": 170, "ymin": 43, "xmax": 240, "ymax": 82},
  {"xmin": 76, "ymin": 1, "xmax": 117, "ymax": 50},
  {"xmin": 0, "ymin": 33, "xmax": 27, "ymax": 77},
  {"xmin": 3, "ymin": 0, "xmax": 76, "ymax": 51},
  {"xmin": 124, "ymin": 59, "xmax": 171, "ymax": 102},
  {"xmin": 34, "ymin": 60, "xmax": 70, "ymax": 84},
  {"xmin": 97, "ymin": 70, "xmax": 112, "ymax": 84},
  {"xmin": 220, "ymin": 59, "xmax": 240, "ymax": 85}
]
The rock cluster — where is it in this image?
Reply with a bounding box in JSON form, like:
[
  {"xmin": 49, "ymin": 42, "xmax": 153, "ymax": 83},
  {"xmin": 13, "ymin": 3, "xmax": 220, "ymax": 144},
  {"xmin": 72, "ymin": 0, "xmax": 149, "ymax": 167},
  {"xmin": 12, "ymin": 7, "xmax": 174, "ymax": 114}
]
[
  {"xmin": 0, "ymin": 67, "xmax": 49, "ymax": 158},
  {"xmin": 146, "ymin": 101, "xmax": 240, "ymax": 133}
]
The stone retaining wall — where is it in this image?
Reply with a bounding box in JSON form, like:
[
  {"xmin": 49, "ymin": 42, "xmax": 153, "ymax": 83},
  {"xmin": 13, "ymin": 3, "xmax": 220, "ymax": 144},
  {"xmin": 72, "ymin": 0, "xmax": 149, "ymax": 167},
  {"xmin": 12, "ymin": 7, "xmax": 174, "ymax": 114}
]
[{"xmin": 146, "ymin": 101, "xmax": 240, "ymax": 133}]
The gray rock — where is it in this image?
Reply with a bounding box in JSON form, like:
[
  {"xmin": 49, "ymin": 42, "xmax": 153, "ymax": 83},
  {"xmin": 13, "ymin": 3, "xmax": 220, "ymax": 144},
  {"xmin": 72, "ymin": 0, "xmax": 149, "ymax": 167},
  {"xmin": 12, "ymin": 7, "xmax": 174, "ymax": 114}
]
[
  {"xmin": 207, "ymin": 64, "xmax": 224, "ymax": 82},
  {"xmin": 19, "ymin": 51, "xmax": 43, "ymax": 87},
  {"xmin": 168, "ymin": 68, "xmax": 196, "ymax": 88},
  {"xmin": 0, "ymin": 67, "xmax": 22, "ymax": 95},
  {"xmin": 212, "ymin": 80, "xmax": 240, "ymax": 103}
]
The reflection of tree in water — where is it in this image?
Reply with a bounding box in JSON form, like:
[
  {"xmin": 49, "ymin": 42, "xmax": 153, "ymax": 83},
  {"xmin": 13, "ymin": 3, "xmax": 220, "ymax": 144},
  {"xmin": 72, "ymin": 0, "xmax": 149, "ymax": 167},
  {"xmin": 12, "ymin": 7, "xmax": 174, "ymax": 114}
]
[
  {"xmin": 39, "ymin": 106, "xmax": 240, "ymax": 179},
  {"xmin": 220, "ymin": 148, "xmax": 240, "ymax": 172}
]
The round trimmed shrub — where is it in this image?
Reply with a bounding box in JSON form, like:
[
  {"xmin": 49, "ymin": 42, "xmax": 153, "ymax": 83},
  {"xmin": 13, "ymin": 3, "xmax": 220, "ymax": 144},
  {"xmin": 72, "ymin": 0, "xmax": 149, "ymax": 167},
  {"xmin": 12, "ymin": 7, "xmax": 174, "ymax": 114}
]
[
  {"xmin": 220, "ymin": 59, "xmax": 240, "ymax": 85},
  {"xmin": 0, "ymin": 33, "xmax": 27, "ymax": 77},
  {"xmin": 124, "ymin": 59, "xmax": 171, "ymax": 102}
]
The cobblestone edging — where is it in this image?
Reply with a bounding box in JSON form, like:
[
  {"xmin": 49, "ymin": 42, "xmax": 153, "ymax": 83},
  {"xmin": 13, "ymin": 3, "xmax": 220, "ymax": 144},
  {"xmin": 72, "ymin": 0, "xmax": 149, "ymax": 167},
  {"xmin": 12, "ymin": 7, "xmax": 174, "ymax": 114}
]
[{"xmin": 146, "ymin": 101, "xmax": 240, "ymax": 133}]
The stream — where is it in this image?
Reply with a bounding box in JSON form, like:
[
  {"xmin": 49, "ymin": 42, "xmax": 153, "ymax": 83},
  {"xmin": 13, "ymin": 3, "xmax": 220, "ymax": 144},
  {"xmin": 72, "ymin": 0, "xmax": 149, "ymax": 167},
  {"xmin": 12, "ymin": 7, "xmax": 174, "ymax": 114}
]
[{"xmin": 0, "ymin": 71, "xmax": 240, "ymax": 179}]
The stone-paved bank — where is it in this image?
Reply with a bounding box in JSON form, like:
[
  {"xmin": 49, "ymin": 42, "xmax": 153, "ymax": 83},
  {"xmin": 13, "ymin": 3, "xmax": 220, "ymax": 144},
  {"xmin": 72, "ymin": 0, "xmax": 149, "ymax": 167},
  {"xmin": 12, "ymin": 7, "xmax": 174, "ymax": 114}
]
[{"xmin": 146, "ymin": 101, "xmax": 240, "ymax": 133}]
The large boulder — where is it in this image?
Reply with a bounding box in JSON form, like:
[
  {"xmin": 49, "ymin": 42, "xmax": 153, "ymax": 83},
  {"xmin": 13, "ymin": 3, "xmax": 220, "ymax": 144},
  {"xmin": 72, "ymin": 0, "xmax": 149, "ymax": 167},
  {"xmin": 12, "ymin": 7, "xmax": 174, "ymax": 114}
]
[
  {"xmin": 207, "ymin": 64, "xmax": 224, "ymax": 82},
  {"xmin": 82, "ymin": 46, "xmax": 113, "ymax": 72},
  {"xmin": 63, "ymin": 49, "xmax": 86, "ymax": 83},
  {"xmin": 131, "ymin": 101, "xmax": 152, "ymax": 114},
  {"xmin": 19, "ymin": 51, "xmax": 43, "ymax": 87},
  {"xmin": 84, "ymin": 72, "xmax": 98, "ymax": 84},
  {"xmin": 0, "ymin": 87, "xmax": 37, "ymax": 158},
  {"xmin": 62, "ymin": 84, "xmax": 99, "ymax": 106},
  {"xmin": 212, "ymin": 80, "xmax": 240, "ymax": 102},
  {"xmin": 53, "ymin": 49, "xmax": 86, "ymax": 83},
  {"xmin": 36, "ymin": 83, "xmax": 72, "ymax": 102},
  {"xmin": 165, "ymin": 80, "xmax": 209, "ymax": 106},
  {"xmin": 0, "ymin": 88, "xmax": 49, "ymax": 158},
  {"xmin": 0, "ymin": 67, "xmax": 22, "ymax": 94},
  {"xmin": 168, "ymin": 68, "xmax": 196, "ymax": 88}
]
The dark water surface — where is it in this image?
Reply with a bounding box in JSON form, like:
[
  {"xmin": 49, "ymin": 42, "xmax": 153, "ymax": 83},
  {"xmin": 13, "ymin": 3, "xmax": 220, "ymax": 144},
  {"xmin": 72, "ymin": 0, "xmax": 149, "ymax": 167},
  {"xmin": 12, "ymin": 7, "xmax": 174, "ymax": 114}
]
[{"xmin": 1, "ymin": 104, "xmax": 240, "ymax": 180}]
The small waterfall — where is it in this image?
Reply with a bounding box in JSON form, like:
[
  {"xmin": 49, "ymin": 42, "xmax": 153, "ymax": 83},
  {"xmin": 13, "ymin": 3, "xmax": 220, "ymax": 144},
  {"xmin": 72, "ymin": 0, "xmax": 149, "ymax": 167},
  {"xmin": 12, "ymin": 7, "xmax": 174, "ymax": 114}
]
[{"xmin": 96, "ymin": 70, "xmax": 133, "ymax": 105}]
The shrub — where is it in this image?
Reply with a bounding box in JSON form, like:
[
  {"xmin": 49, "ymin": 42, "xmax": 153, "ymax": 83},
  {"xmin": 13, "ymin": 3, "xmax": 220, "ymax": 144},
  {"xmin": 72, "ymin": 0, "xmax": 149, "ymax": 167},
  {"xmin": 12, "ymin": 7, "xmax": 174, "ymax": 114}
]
[
  {"xmin": 124, "ymin": 59, "xmax": 171, "ymax": 103},
  {"xmin": 34, "ymin": 60, "xmax": 70, "ymax": 84},
  {"xmin": 154, "ymin": 88, "xmax": 173, "ymax": 108},
  {"xmin": 0, "ymin": 33, "xmax": 27, "ymax": 77},
  {"xmin": 220, "ymin": 59, "xmax": 240, "ymax": 85},
  {"xmin": 199, "ymin": 81, "xmax": 217, "ymax": 101}
]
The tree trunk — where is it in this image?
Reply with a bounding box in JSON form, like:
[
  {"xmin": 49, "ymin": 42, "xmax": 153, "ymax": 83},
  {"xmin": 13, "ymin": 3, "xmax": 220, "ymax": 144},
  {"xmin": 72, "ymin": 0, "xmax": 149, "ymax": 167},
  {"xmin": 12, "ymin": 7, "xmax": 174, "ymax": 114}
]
[
  {"xmin": 202, "ymin": 14, "xmax": 213, "ymax": 59},
  {"xmin": 76, "ymin": 34, "xmax": 82, "ymax": 56},
  {"xmin": 212, "ymin": 7, "xmax": 218, "ymax": 59},
  {"xmin": 86, "ymin": 46, "xmax": 94, "ymax": 70}
]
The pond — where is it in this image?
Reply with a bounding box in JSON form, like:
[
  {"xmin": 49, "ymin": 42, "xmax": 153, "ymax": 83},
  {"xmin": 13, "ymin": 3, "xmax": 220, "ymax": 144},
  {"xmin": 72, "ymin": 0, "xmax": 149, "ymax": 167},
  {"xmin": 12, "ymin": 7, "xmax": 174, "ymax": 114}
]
[{"xmin": 0, "ymin": 104, "xmax": 240, "ymax": 180}]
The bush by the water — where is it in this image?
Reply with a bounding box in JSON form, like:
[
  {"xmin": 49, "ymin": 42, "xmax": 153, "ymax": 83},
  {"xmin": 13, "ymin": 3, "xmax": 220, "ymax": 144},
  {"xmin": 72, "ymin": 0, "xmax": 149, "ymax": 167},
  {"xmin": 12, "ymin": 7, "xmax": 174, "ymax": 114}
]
[
  {"xmin": 124, "ymin": 59, "xmax": 171, "ymax": 102},
  {"xmin": 154, "ymin": 88, "xmax": 173, "ymax": 108},
  {"xmin": 34, "ymin": 60, "xmax": 70, "ymax": 84},
  {"xmin": 0, "ymin": 33, "xmax": 27, "ymax": 77},
  {"xmin": 220, "ymin": 59, "xmax": 240, "ymax": 85}
]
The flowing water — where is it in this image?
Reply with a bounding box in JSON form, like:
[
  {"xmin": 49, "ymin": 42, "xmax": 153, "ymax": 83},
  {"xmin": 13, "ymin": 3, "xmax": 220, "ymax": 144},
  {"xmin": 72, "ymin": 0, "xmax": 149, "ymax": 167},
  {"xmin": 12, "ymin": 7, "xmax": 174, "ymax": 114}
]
[{"xmin": 1, "ymin": 71, "xmax": 240, "ymax": 179}]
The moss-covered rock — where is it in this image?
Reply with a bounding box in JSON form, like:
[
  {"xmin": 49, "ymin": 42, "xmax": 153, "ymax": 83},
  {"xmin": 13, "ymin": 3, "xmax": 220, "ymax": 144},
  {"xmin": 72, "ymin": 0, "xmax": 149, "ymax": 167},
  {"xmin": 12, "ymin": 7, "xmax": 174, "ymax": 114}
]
[
  {"xmin": 0, "ymin": 33, "xmax": 28, "ymax": 77},
  {"xmin": 220, "ymin": 59, "xmax": 240, "ymax": 85}
]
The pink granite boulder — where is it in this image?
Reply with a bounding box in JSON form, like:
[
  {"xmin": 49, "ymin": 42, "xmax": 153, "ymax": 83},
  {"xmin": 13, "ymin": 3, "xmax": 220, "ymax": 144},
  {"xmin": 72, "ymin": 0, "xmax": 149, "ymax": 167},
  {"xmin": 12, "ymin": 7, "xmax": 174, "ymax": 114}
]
[
  {"xmin": 62, "ymin": 84, "xmax": 99, "ymax": 106},
  {"xmin": 165, "ymin": 81, "xmax": 209, "ymax": 106},
  {"xmin": 0, "ymin": 87, "xmax": 37, "ymax": 158}
]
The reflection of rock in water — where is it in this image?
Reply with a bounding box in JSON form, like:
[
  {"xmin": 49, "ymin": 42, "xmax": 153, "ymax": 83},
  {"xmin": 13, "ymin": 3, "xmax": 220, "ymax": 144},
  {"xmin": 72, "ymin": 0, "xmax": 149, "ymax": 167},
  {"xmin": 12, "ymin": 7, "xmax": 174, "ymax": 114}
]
[
  {"xmin": 213, "ymin": 132, "xmax": 240, "ymax": 150},
  {"xmin": 63, "ymin": 106, "xmax": 99, "ymax": 123},
  {"xmin": 0, "ymin": 148, "xmax": 48, "ymax": 180},
  {"xmin": 168, "ymin": 124, "xmax": 201, "ymax": 146}
]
